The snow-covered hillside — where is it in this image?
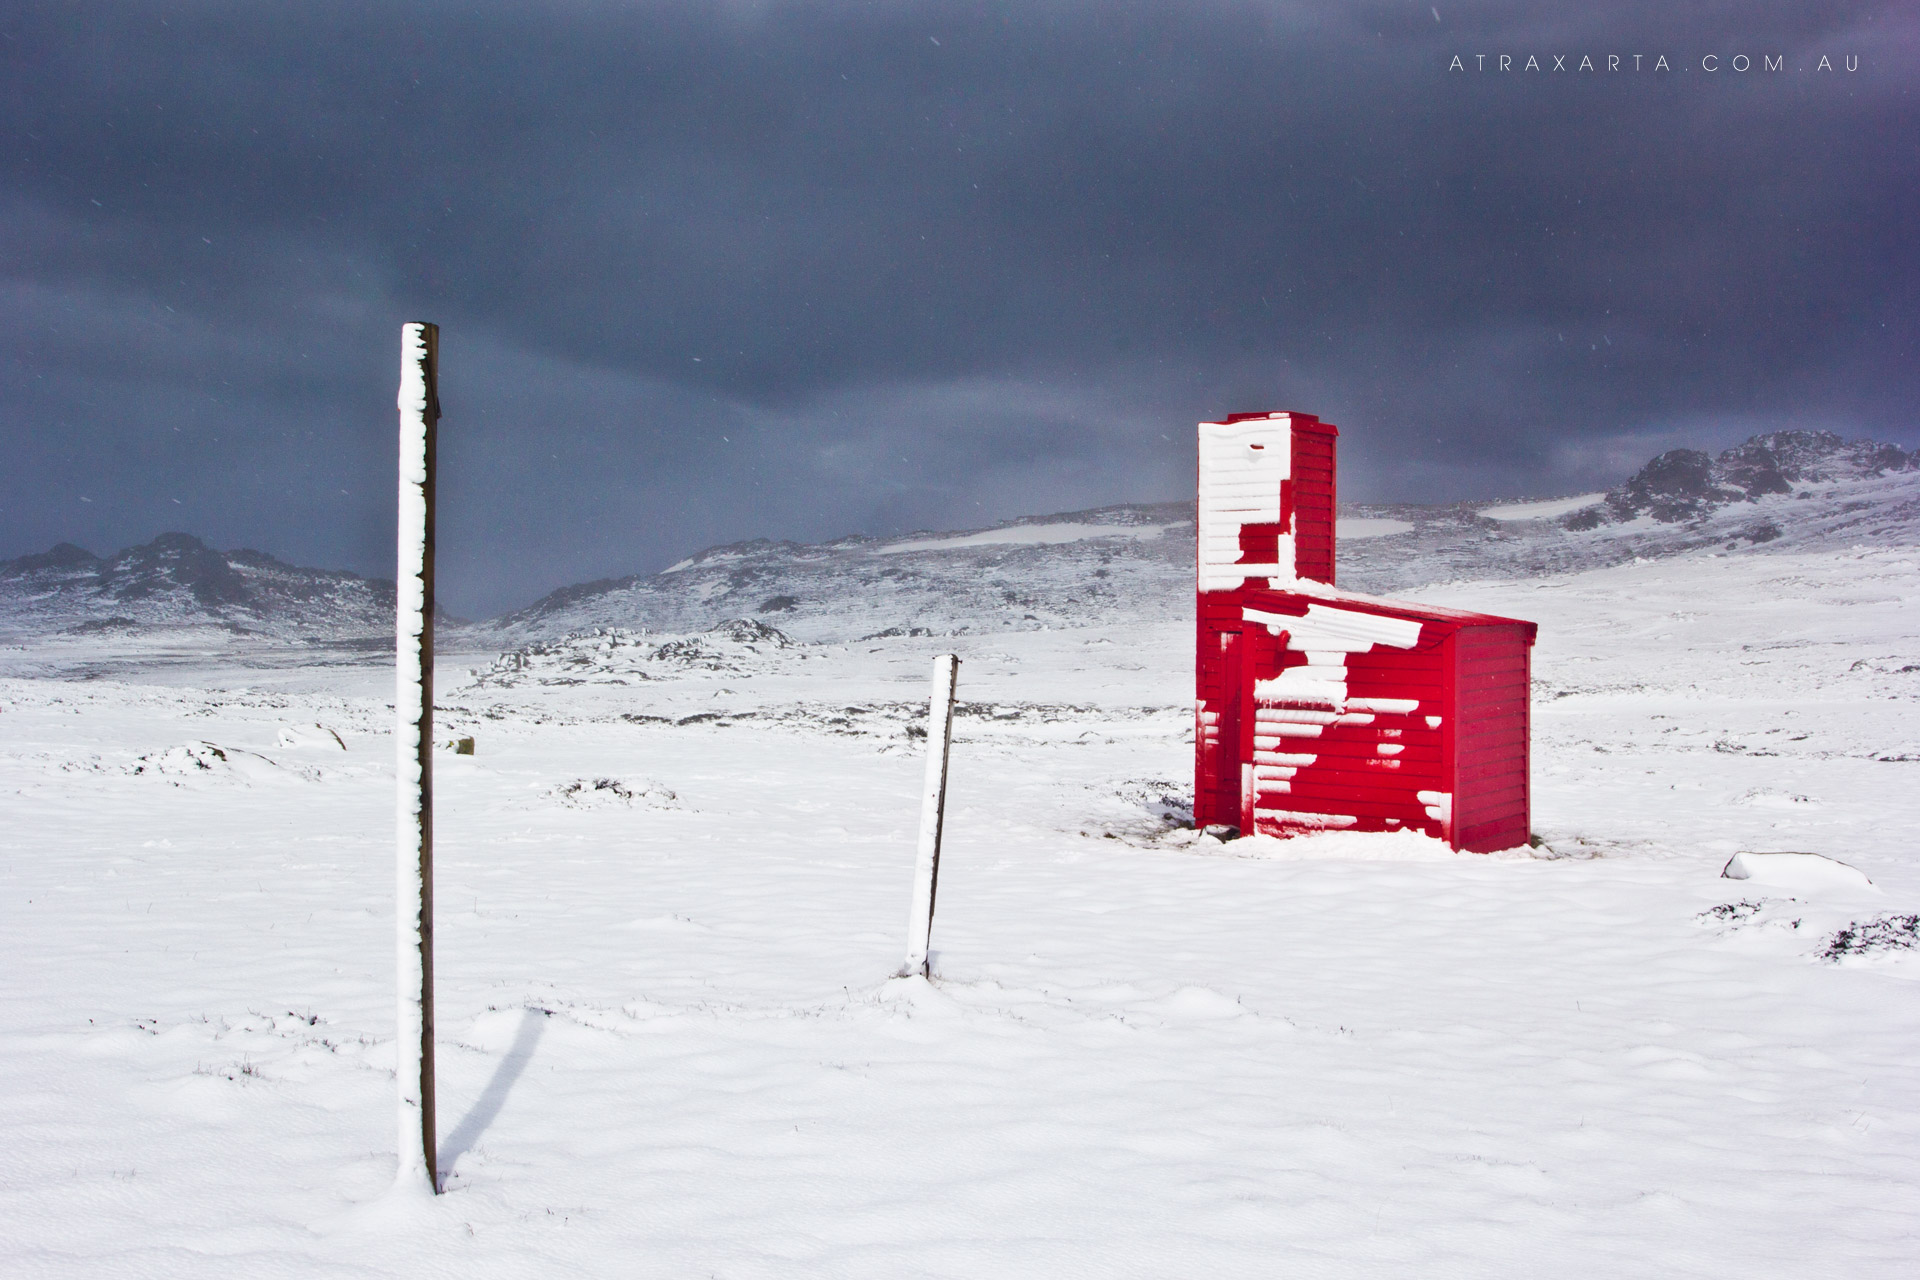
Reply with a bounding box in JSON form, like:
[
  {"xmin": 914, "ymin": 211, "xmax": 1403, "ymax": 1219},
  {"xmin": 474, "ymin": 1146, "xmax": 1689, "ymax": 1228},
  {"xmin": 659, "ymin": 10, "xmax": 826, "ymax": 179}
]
[
  {"xmin": 488, "ymin": 428, "xmax": 1919, "ymax": 641},
  {"xmin": 1, "ymin": 425, "xmax": 1918, "ymax": 1275},
  {"xmin": 493, "ymin": 501, "xmax": 1197, "ymax": 643}
]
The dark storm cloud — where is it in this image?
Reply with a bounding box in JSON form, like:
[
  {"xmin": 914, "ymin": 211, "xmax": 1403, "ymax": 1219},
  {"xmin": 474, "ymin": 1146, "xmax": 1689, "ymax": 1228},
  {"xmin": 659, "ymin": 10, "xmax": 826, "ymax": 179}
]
[{"xmin": 3, "ymin": 1, "xmax": 1914, "ymax": 614}]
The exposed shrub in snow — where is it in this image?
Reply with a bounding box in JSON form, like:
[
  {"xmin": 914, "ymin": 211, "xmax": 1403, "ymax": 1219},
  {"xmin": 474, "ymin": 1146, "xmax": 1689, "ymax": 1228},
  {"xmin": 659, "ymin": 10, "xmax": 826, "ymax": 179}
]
[
  {"xmin": 131, "ymin": 742, "xmax": 233, "ymax": 776},
  {"xmin": 128, "ymin": 741, "xmax": 306, "ymax": 785},
  {"xmin": 547, "ymin": 777, "xmax": 679, "ymax": 809},
  {"xmin": 1112, "ymin": 778, "xmax": 1193, "ymax": 826},
  {"xmin": 1822, "ymin": 914, "xmax": 1920, "ymax": 962},
  {"xmin": 1696, "ymin": 900, "xmax": 1766, "ymax": 926}
]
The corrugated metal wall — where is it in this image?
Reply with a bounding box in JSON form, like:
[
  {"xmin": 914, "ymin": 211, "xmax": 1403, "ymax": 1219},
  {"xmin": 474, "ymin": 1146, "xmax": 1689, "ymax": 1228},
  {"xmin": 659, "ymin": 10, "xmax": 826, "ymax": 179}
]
[
  {"xmin": 1247, "ymin": 630, "xmax": 1451, "ymax": 838},
  {"xmin": 1450, "ymin": 623, "xmax": 1533, "ymax": 852},
  {"xmin": 1290, "ymin": 422, "xmax": 1338, "ymax": 586}
]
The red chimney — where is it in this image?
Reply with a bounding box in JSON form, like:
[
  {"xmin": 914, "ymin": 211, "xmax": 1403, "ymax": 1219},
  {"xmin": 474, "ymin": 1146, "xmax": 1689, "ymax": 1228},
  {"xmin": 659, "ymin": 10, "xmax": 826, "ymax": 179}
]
[{"xmin": 1196, "ymin": 411, "xmax": 1338, "ymax": 591}]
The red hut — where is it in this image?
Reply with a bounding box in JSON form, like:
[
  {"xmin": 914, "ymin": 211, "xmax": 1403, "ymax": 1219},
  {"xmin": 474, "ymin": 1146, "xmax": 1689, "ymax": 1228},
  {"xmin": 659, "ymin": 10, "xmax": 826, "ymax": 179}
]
[{"xmin": 1194, "ymin": 412, "xmax": 1536, "ymax": 852}]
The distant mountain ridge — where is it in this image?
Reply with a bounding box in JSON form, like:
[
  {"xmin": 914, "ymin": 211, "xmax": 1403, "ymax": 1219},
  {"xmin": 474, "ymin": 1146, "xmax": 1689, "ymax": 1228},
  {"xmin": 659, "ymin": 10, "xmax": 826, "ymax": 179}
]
[
  {"xmin": 2, "ymin": 429, "xmax": 1914, "ymax": 644},
  {"xmin": 0, "ymin": 532, "xmax": 398, "ymax": 639}
]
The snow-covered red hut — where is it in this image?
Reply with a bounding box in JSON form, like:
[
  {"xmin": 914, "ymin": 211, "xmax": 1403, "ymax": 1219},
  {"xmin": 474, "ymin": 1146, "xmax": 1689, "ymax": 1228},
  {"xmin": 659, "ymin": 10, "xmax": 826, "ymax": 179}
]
[{"xmin": 1194, "ymin": 412, "xmax": 1537, "ymax": 852}]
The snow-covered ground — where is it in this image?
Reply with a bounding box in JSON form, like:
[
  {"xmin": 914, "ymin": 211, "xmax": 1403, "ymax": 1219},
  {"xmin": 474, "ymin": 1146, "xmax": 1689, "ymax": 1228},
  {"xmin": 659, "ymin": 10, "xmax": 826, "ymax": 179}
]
[
  {"xmin": 1476, "ymin": 493, "xmax": 1607, "ymax": 522},
  {"xmin": 873, "ymin": 521, "xmax": 1183, "ymax": 555},
  {"xmin": 1333, "ymin": 517, "xmax": 1415, "ymax": 539},
  {"xmin": 2, "ymin": 540, "xmax": 1918, "ymax": 1276}
]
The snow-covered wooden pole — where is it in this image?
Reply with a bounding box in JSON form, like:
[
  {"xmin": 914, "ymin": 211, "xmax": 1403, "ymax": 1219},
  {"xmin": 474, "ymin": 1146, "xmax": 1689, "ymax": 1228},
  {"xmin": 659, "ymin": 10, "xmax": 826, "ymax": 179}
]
[
  {"xmin": 898, "ymin": 653, "xmax": 959, "ymax": 979},
  {"xmin": 395, "ymin": 321, "xmax": 440, "ymax": 1193}
]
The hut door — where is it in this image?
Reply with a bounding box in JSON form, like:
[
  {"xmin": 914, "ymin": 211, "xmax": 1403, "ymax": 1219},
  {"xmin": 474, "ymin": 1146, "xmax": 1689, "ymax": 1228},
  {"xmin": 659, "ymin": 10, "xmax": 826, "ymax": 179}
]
[
  {"xmin": 1237, "ymin": 623, "xmax": 1283, "ymax": 837},
  {"xmin": 1217, "ymin": 627, "xmax": 1244, "ymax": 832},
  {"xmin": 1233, "ymin": 628, "xmax": 1258, "ymax": 834}
]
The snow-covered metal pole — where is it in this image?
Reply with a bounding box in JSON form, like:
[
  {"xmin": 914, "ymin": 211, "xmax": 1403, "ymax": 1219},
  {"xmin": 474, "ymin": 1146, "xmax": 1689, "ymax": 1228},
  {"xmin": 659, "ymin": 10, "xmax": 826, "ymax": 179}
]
[
  {"xmin": 395, "ymin": 322, "xmax": 440, "ymax": 1193},
  {"xmin": 898, "ymin": 653, "xmax": 959, "ymax": 979}
]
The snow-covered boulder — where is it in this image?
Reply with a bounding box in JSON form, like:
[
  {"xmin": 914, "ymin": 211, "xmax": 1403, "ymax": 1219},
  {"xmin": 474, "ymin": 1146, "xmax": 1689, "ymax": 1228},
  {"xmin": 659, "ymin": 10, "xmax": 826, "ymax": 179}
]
[{"xmin": 1720, "ymin": 851, "xmax": 1875, "ymax": 892}]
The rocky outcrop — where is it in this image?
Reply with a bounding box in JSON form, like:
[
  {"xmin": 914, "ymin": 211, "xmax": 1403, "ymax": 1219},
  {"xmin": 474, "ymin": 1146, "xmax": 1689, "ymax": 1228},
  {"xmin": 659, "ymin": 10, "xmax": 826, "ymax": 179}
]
[{"xmin": 1575, "ymin": 431, "xmax": 1914, "ymax": 528}]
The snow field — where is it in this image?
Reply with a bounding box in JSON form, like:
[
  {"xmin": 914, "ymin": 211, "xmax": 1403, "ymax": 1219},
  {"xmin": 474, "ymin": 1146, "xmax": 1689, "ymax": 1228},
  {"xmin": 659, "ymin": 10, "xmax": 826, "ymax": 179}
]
[
  {"xmin": 874, "ymin": 522, "xmax": 1180, "ymax": 555},
  {"xmin": 1332, "ymin": 517, "xmax": 1415, "ymax": 539},
  {"xmin": 1, "ymin": 546, "xmax": 1918, "ymax": 1276},
  {"xmin": 1476, "ymin": 494, "xmax": 1607, "ymax": 522}
]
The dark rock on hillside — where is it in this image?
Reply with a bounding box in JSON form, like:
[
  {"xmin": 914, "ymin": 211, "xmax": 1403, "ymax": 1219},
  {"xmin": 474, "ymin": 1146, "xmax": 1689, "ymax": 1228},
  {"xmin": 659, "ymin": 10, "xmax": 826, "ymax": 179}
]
[
  {"xmin": 65, "ymin": 616, "xmax": 141, "ymax": 635},
  {"xmin": 707, "ymin": 618, "xmax": 794, "ymax": 647},
  {"xmin": 1589, "ymin": 430, "xmax": 1914, "ymax": 527}
]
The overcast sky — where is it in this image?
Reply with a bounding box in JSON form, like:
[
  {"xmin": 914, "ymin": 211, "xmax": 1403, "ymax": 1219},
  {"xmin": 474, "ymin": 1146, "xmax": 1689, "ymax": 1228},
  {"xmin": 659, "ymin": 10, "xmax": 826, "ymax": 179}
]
[{"xmin": 4, "ymin": 2, "xmax": 1914, "ymax": 616}]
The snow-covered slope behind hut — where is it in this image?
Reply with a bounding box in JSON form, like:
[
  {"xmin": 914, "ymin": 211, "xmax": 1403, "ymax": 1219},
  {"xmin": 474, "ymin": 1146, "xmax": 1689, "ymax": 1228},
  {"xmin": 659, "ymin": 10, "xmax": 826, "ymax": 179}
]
[
  {"xmin": 492, "ymin": 429, "xmax": 1919, "ymax": 643},
  {"xmin": 491, "ymin": 503, "xmax": 1196, "ymax": 644}
]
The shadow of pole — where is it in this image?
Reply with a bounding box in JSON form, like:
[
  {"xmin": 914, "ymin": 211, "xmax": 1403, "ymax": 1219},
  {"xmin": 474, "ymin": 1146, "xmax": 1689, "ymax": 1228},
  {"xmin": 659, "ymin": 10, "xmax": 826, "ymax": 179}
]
[{"xmin": 437, "ymin": 1006, "xmax": 547, "ymax": 1188}]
